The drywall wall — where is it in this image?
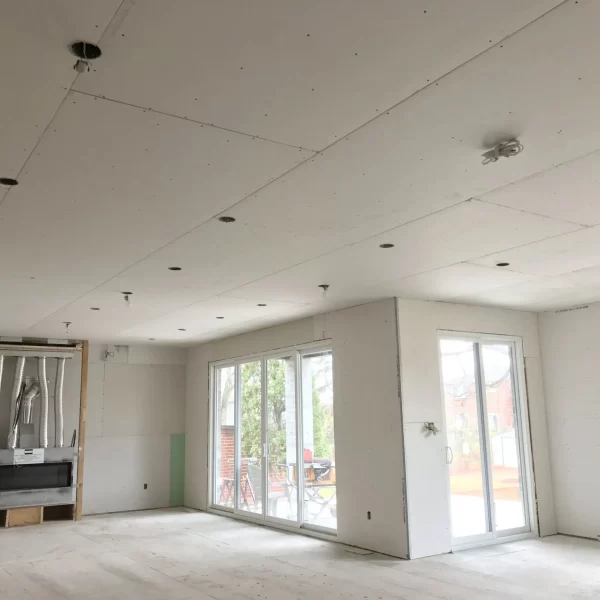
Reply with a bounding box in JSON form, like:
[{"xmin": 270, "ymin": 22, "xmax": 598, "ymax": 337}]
[
  {"xmin": 397, "ymin": 299, "xmax": 556, "ymax": 558},
  {"xmin": 84, "ymin": 343, "xmax": 186, "ymax": 515},
  {"xmin": 538, "ymin": 303, "xmax": 600, "ymax": 540},
  {"xmin": 185, "ymin": 298, "xmax": 408, "ymax": 558}
]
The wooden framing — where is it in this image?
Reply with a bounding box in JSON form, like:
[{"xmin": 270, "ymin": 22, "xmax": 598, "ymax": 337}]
[
  {"xmin": 1, "ymin": 504, "xmax": 75, "ymax": 528},
  {"xmin": 75, "ymin": 340, "xmax": 89, "ymax": 520},
  {"xmin": 0, "ymin": 339, "xmax": 88, "ymax": 526},
  {"xmin": 2, "ymin": 506, "xmax": 43, "ymax": 527}
]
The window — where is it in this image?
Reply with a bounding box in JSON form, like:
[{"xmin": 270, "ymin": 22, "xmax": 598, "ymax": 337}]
[{"xmin": 210, "ymin": 344, "xmax": 336, "ymax": 532}]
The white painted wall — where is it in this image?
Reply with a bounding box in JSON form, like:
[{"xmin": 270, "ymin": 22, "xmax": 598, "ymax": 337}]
[
  {"xmin": 538, "ymin": 303, "xmax": 600, "ymax": 540},
  {"xmin": 397, "ymin": 299, "xmax": 556, "ymax": 558},
  {"xmin": 84, "ymin": 343, "xmax": 186, "ymax": 515},
  {"xmin": 185, "ymin": 299, "xmax": 409, "ymax": 558}
]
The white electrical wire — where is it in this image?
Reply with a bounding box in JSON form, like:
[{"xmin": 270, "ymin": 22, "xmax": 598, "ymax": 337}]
[{"xmin": 482, "ymin": 140, "xmax": 524, "ymax": 165}]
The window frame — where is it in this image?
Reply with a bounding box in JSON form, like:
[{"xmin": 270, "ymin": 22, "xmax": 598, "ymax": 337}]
[{"xmin": 208, "ymin": 340, "xmax": 335, "ymax": 534}]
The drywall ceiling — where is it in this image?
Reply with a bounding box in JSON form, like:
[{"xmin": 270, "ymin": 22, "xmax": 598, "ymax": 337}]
[{"xmin": 2, "ymin": 0, "xmax": 600, "ymax": 344}]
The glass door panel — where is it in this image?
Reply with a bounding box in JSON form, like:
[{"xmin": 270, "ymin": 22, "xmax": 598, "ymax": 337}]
[
  {"xmin": 480, "ymin": 344, "xmax": 527, "ymax": 532},
  {"xmin": 238, "ymin": 361, "xmax": 263, "ymax": 515},
  {"xmin": 440, "ymin": 339, "xmax": 490, "ymax": 540},
  {"xmin": 213, "ymin": 366, "xmax": 235, "ymax": 509},
  {"xmin": 300, "ymin": 351, "xmax": 337, "ymax": 530},
  {"xmin": 212, "ymin": 345, "xmax": 336, "ymax": 534},
  {"xmin": 266, "ymin": 356, "xmax": 298, "ymax": 522}
]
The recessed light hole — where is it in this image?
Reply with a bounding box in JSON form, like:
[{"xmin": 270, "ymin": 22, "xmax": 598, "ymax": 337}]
[
  {"xmin": 218, "ymin": 216, "xmax": 236, "ymax": 223},
  {"xmin": 90, "ymin": 307, "xmax": 100, "ymax": 311},
  {"xmin": 70, "ymin": 41, "xmax": 102, "ymax": 60},
  {"xmin": 178, "ymin": 328, "xmax": 186, "ymax": 331},
  {"xmin": 0, "ymin": 177, "xmax": 18, "ymax": 187},
  {"xmin": 121, "ymin": 291, "xmax": 133, "ymax": 295},
  {"xmin": 257, "ymin": 304, "xmax": 267, "ymax": 307},
  {"xmin": 168, "ymin": 266, "xmax": 182, "ymax": 271},
  {"xmin": 216, "ymin": 316, "xmax": 225, "ymax": 319},
  {"xmin": 379, "ymin": 243, "xmax": 395, "ymax": 249},
  {"xmin": 496, "ymin": 262, "xmax": 510, "ymax": 267}
]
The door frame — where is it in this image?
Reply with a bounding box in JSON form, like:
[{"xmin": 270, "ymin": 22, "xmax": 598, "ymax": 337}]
[{"xmin": 437, "ymin": 331, "xmax": 538, "ymax": 549}]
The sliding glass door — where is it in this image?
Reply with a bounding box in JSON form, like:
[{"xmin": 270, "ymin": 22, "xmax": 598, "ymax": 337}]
[
  {"xmin": 237, "ymin": 360, "xmax": 262, "ymax": 515},
  {"xmin": 480, "ymin": 344, "xmax": 527, "ymax": 533},
  {"xmin": 439, "ymin": 336, "xmax": 530, "ymax": 545},
  {"xmin": 301, "ymin": 350, "xmax": 336, "ymax": 530},
  {"xmin": 266, "ymin": 354, "xmax": 298, "ymax": 521},
  {"xmin": 211, "ymin": 345, "xmax": 336, "ymax": 532},
  {"xmin": 213, "ymin": 365, "xmax": 235, "ymax": 509}
]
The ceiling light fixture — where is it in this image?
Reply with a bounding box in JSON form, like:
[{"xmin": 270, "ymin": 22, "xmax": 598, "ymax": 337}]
[
  {"xmin": 318, "ymin": 284, "xmax": 330, "ymax": 298},
  {"xmin": 0, "ymin": 177, "xmax": 18, "ymax": 187},
  {"xmin": 496, "ymin": 262, "xmax": 510, "ymax": 267},
  {"xmin": 482, "ymin": 139, "xmax": 524, "ymax": 165},
  {"xmin": 63, "ymin": 321, "xmax": 72, "ymax": 335},
  {"xmin": 218, "ymin": 216, "xmax": 236, "ymax": 223},
  {"xmin": 379, "ymin": 243, "xmax": 395, "ymax": 249},
  {"xmin": 70, "ymin": 41, "xmax": 102, "ymax": 73},
  {"xmin": 168, "ymin": 266, "xmax": 182, "ymax": 271}
]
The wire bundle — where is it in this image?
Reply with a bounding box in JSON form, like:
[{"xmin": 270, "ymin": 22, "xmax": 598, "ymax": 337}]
[{"xmin": 482, "ymin": 140, "xmax": 524, "ymax": 165}]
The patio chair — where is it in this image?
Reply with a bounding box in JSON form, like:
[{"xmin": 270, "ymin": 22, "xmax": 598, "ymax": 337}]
[{"xmin": 247, "ymin": 462, "xmax": 294, "ymax": 517}]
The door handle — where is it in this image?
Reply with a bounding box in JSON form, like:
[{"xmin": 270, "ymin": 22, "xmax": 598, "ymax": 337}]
[{"xmin": 445, "ymin": 446, "xmax": 454, "ymax": 464}]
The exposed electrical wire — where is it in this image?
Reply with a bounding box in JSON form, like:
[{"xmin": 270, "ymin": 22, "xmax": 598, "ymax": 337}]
[
  {"xmin": 482, "ymin": 139, "xmax": 524, "ymax": 165},
  {"xmin": 318, "ymin": 284, "xmax": 330, "ymax": 298}
]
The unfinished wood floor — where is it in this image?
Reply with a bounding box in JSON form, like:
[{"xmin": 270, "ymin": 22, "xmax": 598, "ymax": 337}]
[{"xmin": 0, "ymin": 509, "xmax": 598, "ymax": 599}]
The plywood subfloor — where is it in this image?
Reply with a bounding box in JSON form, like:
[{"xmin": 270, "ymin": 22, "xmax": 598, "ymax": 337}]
[{"xmin": 0, "ymin": 508, "xmax": 597, "ymax": 599}]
